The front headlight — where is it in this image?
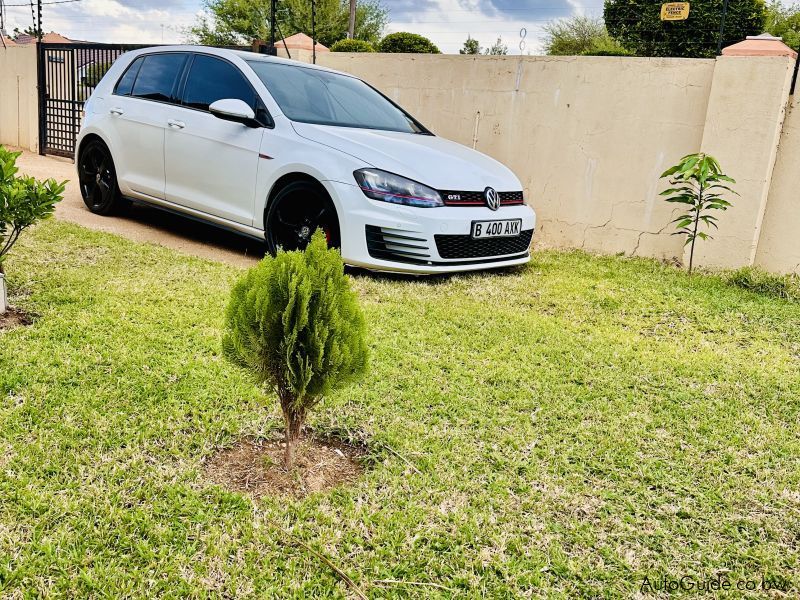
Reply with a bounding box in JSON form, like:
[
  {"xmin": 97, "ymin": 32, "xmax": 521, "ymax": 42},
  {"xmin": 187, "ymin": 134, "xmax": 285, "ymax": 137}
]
[{"xmin": 354, "ymin": 168, "xmax": 443, "ymax": 208}]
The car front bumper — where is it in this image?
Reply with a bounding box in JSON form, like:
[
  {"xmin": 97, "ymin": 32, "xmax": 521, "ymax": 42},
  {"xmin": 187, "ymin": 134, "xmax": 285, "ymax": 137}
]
[{"xmin": 327, "ymin": 181, "xmax": 536, "ymax": 274}]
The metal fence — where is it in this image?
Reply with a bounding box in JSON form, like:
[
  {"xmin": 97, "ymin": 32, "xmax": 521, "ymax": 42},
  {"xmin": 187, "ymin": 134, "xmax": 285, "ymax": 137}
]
[
  {"xmin": 37, "ymin": 43, "xmax": 152, "ymax": 157},
  {"xmin": 37, "ymin": 43, "xmax": 258, "ymax": 158}
]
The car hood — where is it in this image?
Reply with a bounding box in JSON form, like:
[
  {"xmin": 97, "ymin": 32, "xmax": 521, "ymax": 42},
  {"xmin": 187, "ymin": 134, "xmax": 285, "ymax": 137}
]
[{"xmin": 291, "ymin": 122, "xmax": 522, "ymax": 191}]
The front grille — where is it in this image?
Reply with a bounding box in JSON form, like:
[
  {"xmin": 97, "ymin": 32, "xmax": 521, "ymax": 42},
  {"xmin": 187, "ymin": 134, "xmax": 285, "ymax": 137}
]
[
  {"xmin": 439, "ymin": 190, "xmax": 525, "ymax": 207},
  {"xmin": 366, "ymin": 225, "xmax": 432, "ymax": 265},
  {"xmin": 435, "ymin": 229, "xmax": 533, "ymax": 259}
]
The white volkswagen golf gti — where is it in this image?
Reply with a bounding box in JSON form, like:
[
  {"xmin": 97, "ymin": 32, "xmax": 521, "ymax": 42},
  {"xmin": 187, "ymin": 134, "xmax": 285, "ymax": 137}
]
[{"xmin": 77, "ymin": 46, "xmax": 536, "ymax": 273}]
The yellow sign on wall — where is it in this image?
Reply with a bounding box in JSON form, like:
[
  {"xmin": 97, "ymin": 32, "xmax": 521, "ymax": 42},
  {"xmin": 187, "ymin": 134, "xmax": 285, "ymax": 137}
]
[{"xmin": 660, "ymin": 2, "xmax": 690, "ymax": 20}]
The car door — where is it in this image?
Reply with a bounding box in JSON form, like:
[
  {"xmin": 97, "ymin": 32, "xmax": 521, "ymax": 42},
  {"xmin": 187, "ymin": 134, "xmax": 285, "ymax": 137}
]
[
  {"xmin": 107, "ymin": 52, "xmax": 188, "ymax": 199},
  {"xmin": 164, "ymin": 53, "xmax": 265, "ymax": 225}
]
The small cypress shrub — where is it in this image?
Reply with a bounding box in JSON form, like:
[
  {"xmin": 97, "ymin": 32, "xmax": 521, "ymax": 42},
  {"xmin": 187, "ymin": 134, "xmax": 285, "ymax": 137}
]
[{"xmin": 222, "ymin": 230, "xmax": 368, "ymax": 469}]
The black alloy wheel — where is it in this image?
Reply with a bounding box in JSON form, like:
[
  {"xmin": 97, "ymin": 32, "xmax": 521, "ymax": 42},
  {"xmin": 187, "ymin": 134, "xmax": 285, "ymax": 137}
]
[
  {"xmin": 78, "ymin": 140, "xmax": 127, "ymax": 215},
  {"xmin": 265, "ymin": 181, "xmax": 340, "ymax": 254}
]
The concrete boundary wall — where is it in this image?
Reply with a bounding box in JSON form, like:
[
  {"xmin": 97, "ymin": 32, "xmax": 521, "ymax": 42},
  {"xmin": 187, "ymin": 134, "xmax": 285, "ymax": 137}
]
[
  {"xmin": 1, "ymin": 47, "xmax": 797, "ymax": 273},
  {"xmin": 0, "ymin": 45, "xmax": 38, "ymax": 153},
  {"xmin": 319, "ymin": 53, "xmax": 797, "ymax": 273},
  {"xmin": 756, "ymin": 96, "xmax": 800, "ymax": 273}
]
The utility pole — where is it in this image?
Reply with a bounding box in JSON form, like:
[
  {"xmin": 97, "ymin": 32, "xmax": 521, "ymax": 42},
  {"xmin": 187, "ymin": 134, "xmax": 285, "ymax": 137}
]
[
  {"xmin": 269, "ymin": 0, "xmax": 276, "ymax": 54},
  {"xmin": 716, "ymin": 0, "xmax": 730, "ymax": 55},
  {"xmin": 37, "ymin": 0, "xmax": 42, "ymax": 39},
  {"xmin": 312, "ymin": 0, "xmax": 317, "ymax": 64},
  {"xmin": 347, "ymin": 0, "xmax": 356, "ymax": 39}
]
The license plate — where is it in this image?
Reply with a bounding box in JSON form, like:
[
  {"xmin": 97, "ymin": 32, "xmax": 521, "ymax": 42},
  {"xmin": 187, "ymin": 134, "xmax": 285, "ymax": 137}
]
[{"xmin": 471, "ymin": 219, "xmax": 522, "ymax": 239}]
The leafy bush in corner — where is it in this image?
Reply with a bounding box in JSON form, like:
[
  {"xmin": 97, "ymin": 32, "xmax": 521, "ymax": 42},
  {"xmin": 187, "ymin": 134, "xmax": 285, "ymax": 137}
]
[
  {"xmin": 0, "ymin": 146, "xmax": 65, "ymax": 279},
  {"xmin": 379, "ymin": 32, "xmax": 440, "ymax": 53},
  {"xmin": 726, "ymin": 267, "xmax": 800, "ymax": 302},
  {"xmin": 222, "ymin": 230, "xmax": 368, "ymax": 469},
  {"xmin": 330, "ymin": 38, "xmax": 376, "ymax": 52}
]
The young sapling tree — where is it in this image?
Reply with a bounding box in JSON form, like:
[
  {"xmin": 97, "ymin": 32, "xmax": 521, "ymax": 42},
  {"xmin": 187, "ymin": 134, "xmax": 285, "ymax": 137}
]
[
  {"xmin": 660, "ymin": 153, "xmax": 738, "ymax": 274},
  {"xmin": 222, "ymin": 230, "xmax": 368, "ymax": 469}
]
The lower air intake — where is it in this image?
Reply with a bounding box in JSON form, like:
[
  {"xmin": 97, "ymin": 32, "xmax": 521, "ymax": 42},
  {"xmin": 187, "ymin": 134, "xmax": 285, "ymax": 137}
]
[
  {"xmin": 435, "ymin": 229, "xmax": 533, "ymax": 259},
  {"xmin": 365, "ymin": 226, "xmax": 432, "ymax": 265}
]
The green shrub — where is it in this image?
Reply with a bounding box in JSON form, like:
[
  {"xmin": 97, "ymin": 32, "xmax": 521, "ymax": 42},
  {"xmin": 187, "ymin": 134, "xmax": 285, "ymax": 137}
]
[
  {"xmin": 83, "ymin": 61, "xmax": 112, "ymax": 88},
  {"xmin": 330, "ymin": 38, "xmax": 376, "ymax": 52},
  {"xmin": 605, "ymin": 0, "xmax": 765, "ymax": 58},
  {"xmin": 726, "ymin": 266, "xmax": 800, "ymax": 302},
  {"xmin": 0, "ymin": 145, "xmax": 65, "ymax": 280},
  {"xmin": 581, "ymin": 34, "xmax": 633, "ymax": 56},
  {"xmin": 379, "ymin": 32, "xmax": 440, "ymax": 53},
  {"xmin": 222, "ymin": 230, "xmax": 368, "ymax": 469}
]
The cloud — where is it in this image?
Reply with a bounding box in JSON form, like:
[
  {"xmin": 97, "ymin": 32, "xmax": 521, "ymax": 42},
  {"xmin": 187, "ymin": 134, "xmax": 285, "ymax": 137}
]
[
  {"xmin": 3, "ymin": 0, "xmax": 200, "ymax": 43},
  {"xmin": 384, "ymin": 0, "xmax": 589, "ymax": 53},
  {"xmin": 2, "ymin": 0, "xmax": 595, "ymax": 51}
]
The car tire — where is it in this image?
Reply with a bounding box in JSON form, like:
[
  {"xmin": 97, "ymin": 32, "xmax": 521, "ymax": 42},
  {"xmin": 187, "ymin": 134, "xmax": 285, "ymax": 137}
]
[
  {"xmin": 77, "ymin": 139, "xmax": 129, "ymax": 216},
  {"xmin": 265, "ymin": 181, "xmax": 340, "ymax": 255}
]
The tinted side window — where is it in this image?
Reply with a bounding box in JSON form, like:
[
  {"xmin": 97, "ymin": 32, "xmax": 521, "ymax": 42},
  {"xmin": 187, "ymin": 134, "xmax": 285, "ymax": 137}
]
[
  {"xmin": 131, "ymin": 54, "xmax": 186, "ymax": 103},
  {"xmin": 183, "ymin": 54, "xmax": 256, "ymax": 112},
  {"xmin": 114, "ymin": 57, "xmax": 143, "ymax": 96}
]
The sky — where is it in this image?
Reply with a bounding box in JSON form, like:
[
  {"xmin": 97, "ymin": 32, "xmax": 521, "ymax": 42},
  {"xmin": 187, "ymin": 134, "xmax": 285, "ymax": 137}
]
[{"xmin": 0, "ymin": 0, "xmax": 604, "ymax": 54}]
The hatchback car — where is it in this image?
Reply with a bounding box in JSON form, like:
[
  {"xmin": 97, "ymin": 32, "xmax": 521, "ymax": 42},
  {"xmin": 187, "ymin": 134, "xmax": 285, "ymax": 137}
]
[{"xmin": 77, "ymin": 46, "xmax": 536, "ymax": 273}]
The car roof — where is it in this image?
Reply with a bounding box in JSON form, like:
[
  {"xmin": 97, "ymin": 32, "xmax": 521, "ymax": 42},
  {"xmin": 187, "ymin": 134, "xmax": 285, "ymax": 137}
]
[{"xmin": 128, "ymin": 44, "xmax": 354, "ymax": 78}]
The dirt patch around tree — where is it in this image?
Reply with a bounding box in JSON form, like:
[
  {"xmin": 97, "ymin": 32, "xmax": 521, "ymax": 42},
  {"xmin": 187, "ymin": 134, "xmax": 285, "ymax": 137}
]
[
  {"xmin": 203, "ymin": 433, "xmax": 367, "ymax": 499},
  {"xmin": 0, "ymin": 307, "xmax": 34, "ymax": 331}
]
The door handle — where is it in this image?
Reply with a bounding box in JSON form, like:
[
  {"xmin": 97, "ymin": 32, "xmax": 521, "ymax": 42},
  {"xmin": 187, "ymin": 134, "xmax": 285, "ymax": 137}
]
[
  {"xmin": 109, "ymin": 107, "xmax": 124, "ymax": 116},
  {"xmin": 167, "ymin": 119, "xmax": 185, "ymax": 129}
]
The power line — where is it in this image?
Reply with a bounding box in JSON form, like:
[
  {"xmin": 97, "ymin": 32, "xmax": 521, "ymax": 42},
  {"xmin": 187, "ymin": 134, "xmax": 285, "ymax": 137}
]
[{"xmin": 5, "ymin": 0, "xmax": 83, "ymax": 6}]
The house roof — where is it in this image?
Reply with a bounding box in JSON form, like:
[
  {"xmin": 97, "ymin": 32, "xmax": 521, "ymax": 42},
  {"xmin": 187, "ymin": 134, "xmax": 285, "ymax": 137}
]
[
  {"xmin": 278, "ymin": 32, "xmax": 329, "ymax": 52},
  {"xmin": 13, "ymin": 31, "xmax": 72, "ymax": 45},
  {"xmin": 1, "ymin": 36, "xmax": 16, "ymax": 46}
]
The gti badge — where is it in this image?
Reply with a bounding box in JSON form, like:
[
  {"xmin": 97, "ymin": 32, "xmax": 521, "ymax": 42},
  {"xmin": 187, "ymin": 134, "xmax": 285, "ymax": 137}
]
[{"xmin": 484, "ymin": 187, "xmax": 500, "ymax": 211}]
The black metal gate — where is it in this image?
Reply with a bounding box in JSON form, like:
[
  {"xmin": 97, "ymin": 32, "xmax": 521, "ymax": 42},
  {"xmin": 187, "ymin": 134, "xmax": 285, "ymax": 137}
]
[{"xmin": 37, "ymin": 43, "xmax": 149, "ymax": 158}]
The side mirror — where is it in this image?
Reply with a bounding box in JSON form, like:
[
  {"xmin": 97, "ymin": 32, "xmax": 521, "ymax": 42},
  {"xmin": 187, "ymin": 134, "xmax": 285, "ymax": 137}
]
[{"xmin": 209, "ymin": 99, "xmax": 258, "ymax": 127}]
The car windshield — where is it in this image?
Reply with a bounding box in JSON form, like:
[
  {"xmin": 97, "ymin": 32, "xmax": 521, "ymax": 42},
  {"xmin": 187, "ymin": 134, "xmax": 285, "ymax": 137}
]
[{"xmin": 246, "ymin": 60, "xmax": 426, "ymax": 134}]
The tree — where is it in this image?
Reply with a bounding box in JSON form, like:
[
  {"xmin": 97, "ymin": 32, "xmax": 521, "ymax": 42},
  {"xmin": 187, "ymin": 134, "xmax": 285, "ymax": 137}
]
[
  {"xmin": 460, "ymin": 36, "xmax": 481, "ymax": 54},
  {"xmin": 542, "ymin": 16, "xmax": 626, "ymax": 55},
  {"xmin": 83, "ymin": 62, "xmax": 112, "ymax": 88},
  {"xmin": 188, "ymin": 0, "xmax": 271, "ymax": 46},
  {"xmin": 484, "ymin": 37, "xmax": 508, "ymax": 55},
  {"xmin": 331, "ymin": 38, "xmax": 376, "ymax": 51},
  {"xmin": 659, "ymin": 153, "xmax": 738, "ymax": 274},
  {"xmin": 379, "ymin": 32, "xmax": 440, "ymax": 53},
  {"xmin": 460, "ymin": 35, "xmax": 508, "ymax": 55},
  {"xmin": 765, "ymin": 0, "xmax": 800, "ymax": 50},
  {"xmin": 12, "ymin": 26, "xmax": 41, "ymax": 41},
  {"xmin": 0, "ymin": 147, "xmax": 65, "ymax": 314},
  {"xmin": 605, "ymin": 0, "xmax": 767, "ymax": 58},
  {"xmin": 188, "ymin": 0, "xmax": 388, "ymax": 48},
  {"xmin": 222, "ymin": 231, "xmax": 368, "ymax": 470}
]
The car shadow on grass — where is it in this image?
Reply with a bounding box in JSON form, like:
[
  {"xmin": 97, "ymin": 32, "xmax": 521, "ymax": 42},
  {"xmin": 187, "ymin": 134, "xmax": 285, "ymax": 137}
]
[
  {"xmin": 125, "ymin": 201, "xmax": 269, "ymax": 258},
  {"xmin": 346, "ymin": 263, "xmax": 528, "ymax": 284}
]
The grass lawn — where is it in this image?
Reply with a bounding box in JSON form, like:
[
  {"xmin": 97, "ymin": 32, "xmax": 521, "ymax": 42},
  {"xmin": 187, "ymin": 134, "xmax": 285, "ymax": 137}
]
[{"xmin": 1, "ymin": 220, "xmax": 799, "ymax": 598}]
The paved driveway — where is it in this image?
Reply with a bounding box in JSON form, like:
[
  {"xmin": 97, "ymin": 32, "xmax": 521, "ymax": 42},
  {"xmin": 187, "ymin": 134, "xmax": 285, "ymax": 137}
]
[{"xmin": 14, "ymin": 150, "xmax": 263, "ymax": 267}]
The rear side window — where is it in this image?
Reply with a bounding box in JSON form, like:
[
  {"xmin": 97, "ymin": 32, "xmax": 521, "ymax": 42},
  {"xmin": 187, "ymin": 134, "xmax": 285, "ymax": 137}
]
[
  {"xmin": 182, "ymin": 54, "xmax": 257, "ymax": 112},
  {"xmin": 131, "ymin": 53, "xmax": 187, "ymax": 103},
  {"xmin": 114, "ymin": 57, "xmax": 142, "ymax": 96}
]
